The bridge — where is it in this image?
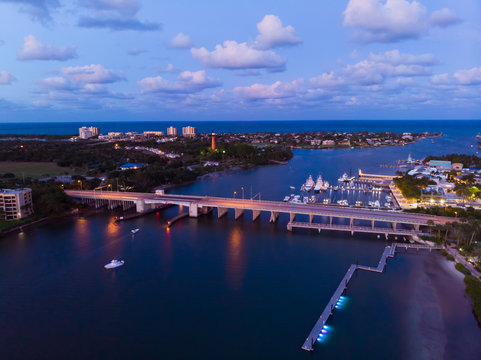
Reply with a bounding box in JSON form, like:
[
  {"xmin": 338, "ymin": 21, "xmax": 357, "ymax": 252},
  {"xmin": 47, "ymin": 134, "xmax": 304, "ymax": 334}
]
[{"xmin": 66, "ymin": 190, "xmax": 452, "ymax": 236}]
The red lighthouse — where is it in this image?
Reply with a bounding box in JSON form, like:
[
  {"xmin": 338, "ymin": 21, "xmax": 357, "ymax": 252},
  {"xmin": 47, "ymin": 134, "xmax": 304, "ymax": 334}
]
[{"xmin": 211, "ymin": 131, "xmax": 216, "ymax": 151}]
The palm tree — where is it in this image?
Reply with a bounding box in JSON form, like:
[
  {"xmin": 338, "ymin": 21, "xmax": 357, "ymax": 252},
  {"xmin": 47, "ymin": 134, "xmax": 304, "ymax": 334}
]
[{"xmin": 426, "ymin": 220, "xmax": 434, "ymax": 235}]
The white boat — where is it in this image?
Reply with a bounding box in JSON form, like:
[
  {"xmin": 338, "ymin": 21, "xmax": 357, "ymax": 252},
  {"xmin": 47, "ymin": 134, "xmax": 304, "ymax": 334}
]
[
  {"xmin": 336, "ymin": 199, "xmax": 348, "ymax": 206},
  {"xmin": 355, "ymin": 200, "xmax": 363, "ymax": 206},
  {"xmin": 303, "ymin": 196, "xmax": 309, "ymax": 203},
  {"xmin": 333, "ymin": 186, "xmax": 339, "ymax": 191},
  {"xmin": 131, "ymin": 228, "xmax": 139, "ymax": 234},
  {"xmin": 385, "ymin": 195, "xmax": 392, "ymax": 201},
  {"xmin": 104, "ymin": 259, "xmax": 125, "ymax": 269},
  {"xmin": 283, "ymin": 196, "xmax": 290, "ymax": 202},
  {"xmin": 323, "ymin": 198, "xmax": 330, "ymax": 204},
  {"xmin": 374, "ymin": 200, "xmax": 380, "ymax": 207},
  {"xmin": 314, "ymin": 175, "xmax": 323, "ymax": 192},
  {"xmin": 323, "ymin": 181, "xmax": 329, "ymax": 190},
  {"xmin": 338, "ymin": 172, "xmax": 355, "ymax": 183},
  {"xmin": 384, "ymin": 202, "xmax": 391, "ymax": 208},
  {"xmin": 304, "ymin": 175, "xmax": 315, "ymax": 191}
]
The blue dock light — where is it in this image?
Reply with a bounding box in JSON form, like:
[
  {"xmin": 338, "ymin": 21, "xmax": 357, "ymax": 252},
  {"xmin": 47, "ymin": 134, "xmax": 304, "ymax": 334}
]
[{"xmin": 321, "ymin": 329, "xmax": 327, "ymax": 334}]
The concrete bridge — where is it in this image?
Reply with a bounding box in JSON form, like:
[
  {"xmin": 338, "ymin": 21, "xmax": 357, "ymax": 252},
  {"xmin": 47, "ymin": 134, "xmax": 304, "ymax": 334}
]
[{"xmin": 66, "ymin": 190, "xmax": 453, "ymax": 236}]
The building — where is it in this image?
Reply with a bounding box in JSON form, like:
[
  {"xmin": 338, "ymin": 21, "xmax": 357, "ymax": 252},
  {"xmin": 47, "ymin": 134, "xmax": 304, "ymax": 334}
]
[
  {"xmin": 0, "ymin": 188, "xmax": 34, "ymax": 221},
  {"xmin": 182, "ymin": 126, "xmax": 196, "ymax": 137},
  {"xmin": 428, "ymin": 160, "xmax": 452, "ymax": 171},
  {"xmin": 167, "ymin": 126, "xmax": 178, "ymax": 136},
  {"xmin": 79, "ymin": 126, "xmax": 99, "ymax": 139},
  {"xmin": 452, "ymin": 163, "xmax": 464, "ymax": 171},
  {"xmin": 107, "ymin": 132, "xmax": 123, "ymax": 138},
  {"xmin": 322, "ymin": 140, "xmax": 335, "ymax": 146},
  {"xmin": 143, "ymin": 131, "xmax": 163, "ymax": 137}
]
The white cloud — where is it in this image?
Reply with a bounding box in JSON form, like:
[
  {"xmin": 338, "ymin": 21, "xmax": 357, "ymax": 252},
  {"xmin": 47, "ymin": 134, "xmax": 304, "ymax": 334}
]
[
  {"xmin": 343, "ymin": 50, "xmax": 434, "ymax": 85},
  {"xmin": 310, "ymin": 72, "xmax": 346, "ymax": 88},
  {"xmin": 61, "ymin": 64, "xmax": 124, "ymax": 84},
  {"xmin": 234, "ymin": 79, "xmax": 303, "ymax": 100},
  {"xmin": 430, "ymin": 8, "xmax": 461, "ymax": 28},
  {"xmin": 191, "ymin": 40, "xmax": 285, "ymax": 70},
  {"xmin": 345, "ymin": 96, "xmax": 360, "ymax": 105},
  {"xmin": 343, "ymin": 0, "xmax": 428, "ymax": 43},
  {"xmin": 139, "ymin": 70, "xmax": 221, "ymax": 93},
  {"xmin": 17, "ymin": 35, "xmax": 77, "ymax": 61},
  {"xmin": 453, "ymin": 67, "xmax": 481, "ymax": 85},
  {"xmin": 254, "ymin": 15, "xmax": 301, "ymax": 49},
  {"xmin": 430, "ymin": 73, "xmax": 451, "ymax": 85},
  {"xmin": 169, "ymin": 32, "xmax": 194, "ymax": 49},
  {"xmin": 0, "ymin": 71, "xmax": 16, "ymax": 85},
  {"xmin": 1, "ymin": 0, "xmax": 59, "ymax": 23}
]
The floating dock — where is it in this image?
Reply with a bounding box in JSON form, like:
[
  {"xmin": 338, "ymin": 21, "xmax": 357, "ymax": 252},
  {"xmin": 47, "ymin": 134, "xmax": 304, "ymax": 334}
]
[{"xmin": 301, "ymin": 243, "xmax": 443, "ymax": 352}]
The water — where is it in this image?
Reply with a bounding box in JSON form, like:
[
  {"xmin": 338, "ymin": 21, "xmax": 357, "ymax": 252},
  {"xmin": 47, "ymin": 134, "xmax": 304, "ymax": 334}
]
[{"xmin": 1, "ymin": 122, "xmax": 481, "ymax": 359}]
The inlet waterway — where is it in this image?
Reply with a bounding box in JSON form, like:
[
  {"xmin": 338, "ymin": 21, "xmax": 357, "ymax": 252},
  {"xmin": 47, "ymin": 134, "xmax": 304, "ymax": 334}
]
[{"xmin": 1, "ymin": 122, "xmax": 481, "ymax": 359}]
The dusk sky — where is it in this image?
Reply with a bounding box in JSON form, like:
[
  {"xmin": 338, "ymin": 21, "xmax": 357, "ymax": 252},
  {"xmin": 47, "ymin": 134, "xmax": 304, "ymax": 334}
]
[{"xmin": 0, "ymin": 0, "xmax": 480, "ymax": 122}]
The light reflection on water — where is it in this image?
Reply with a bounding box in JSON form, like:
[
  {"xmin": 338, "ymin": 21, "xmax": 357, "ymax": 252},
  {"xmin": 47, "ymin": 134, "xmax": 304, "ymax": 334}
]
[{"xmin": 226, "ymin": 227, "xmax": 245, "ymax": 291}]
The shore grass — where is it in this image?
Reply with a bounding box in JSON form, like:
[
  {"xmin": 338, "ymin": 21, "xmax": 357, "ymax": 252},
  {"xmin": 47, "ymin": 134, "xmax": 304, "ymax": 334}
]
[
  {"xmin": 0, "ymin": 161, "xmax": 79, "ymax": 179},
  {"xmin": 0, "ymin": 216, "xmax": 39, "ymax": 233},
  {"xmin": 464, "ymin": 275, "xmax": 481, "ymax": 324}
]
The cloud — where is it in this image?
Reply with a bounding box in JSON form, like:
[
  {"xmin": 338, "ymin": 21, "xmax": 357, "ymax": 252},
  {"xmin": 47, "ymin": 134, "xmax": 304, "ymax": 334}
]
[
  {"xmin": 310, "ymin": 72, "xmax": 346, "ymax": 88},
  {"xmin": 343, "ymin": 50, "xmax": 435, "ymax": 85},
  {"xmin": 0, "ymin": 71, "xmax": 16, "ymax": 85},
  {"xmin": 345, "ymin": 96, "xmax": 360, "ymax": 105},
  {"xmin": 343, "ymin": 0, "xmax": 428, "ymax": 43},
  {"xmin": 127, "ymin": 48, "xmax": 146, "ymax": 56},
  {"xmin": 78, "ymin": 16, "xmax": 161, "ymax": 31},
  {"xmin": 254, "ymin": 14, "xmax": 301, "ymax": 49},
  {"xmin": 430, "ymin": 8, "xmax": 462, "ymax": 28},
  {"xmin": 82, "ymin": 0, "xmax": 139, "ymax": 16},
  {"xmin": 191, "ymin": 41, "xmax": 285, "ymax": 70},
  {"xmin": 139, "ymin": 70, "xmax": 221, "ymax": 93},
  {"xmin": 430, "ymin": 67, "xmax": 481, "ymax": 86},
  {"xmin": 0, "ymin": 0, "xmax": 59, "ymax": 23},
  {"xmin": 61, "ymin": 64, "xmax": 124, "ymax": 84},
  {"xmin": 17, "ymin": 35, "xmax": 77, "ymax": 61},
  {"xmin": 453, "ymin": 67, "xmax": 481, "ymax": 85},
  {"xmin": 169, "ymin": 32, "xmax": 194, "ymax": 49},
  {"xmin": 234, "ymin": 79, "xmax": 303, "ymax": 100}
]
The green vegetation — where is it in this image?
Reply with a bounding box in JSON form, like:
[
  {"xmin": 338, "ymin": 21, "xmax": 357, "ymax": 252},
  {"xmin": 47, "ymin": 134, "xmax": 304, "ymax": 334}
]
[
  {"xmin": 394, "ymin": 173, "xmax": 435, "ymax": 200},
  {"xmin": 406, "ymin": 206, "xmax": 481, "ymax": 219},
  {"xmin": 455, "ymin": 263, "xmax": 471, "ymax": 276},
  {"xmin": 446, "ymin": 254, "xmax": 455, "ymax": 261},
  {"xmin": 463, "ymin": 275, "xmax": 481, "ymax": 324},
  {"xmin": 425, "ymin": 154, "xmax": 481, "ymax": 168},
  {"xmin": 0, "ymin": 161, "xmax": 79, "ymax": 179}
]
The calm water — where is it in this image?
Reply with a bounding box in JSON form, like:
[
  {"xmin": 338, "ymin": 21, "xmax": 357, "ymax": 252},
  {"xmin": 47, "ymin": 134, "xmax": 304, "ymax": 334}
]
[{"xmin": 1, "ymin": 122, "xmax": 481, "ymax": 359}]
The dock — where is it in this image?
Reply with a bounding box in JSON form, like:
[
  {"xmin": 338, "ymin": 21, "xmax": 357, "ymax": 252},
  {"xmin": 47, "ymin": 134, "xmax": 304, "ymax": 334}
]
[{"xmin": 301, "ymin": 243, "xmax": 443, "ymax": 352}]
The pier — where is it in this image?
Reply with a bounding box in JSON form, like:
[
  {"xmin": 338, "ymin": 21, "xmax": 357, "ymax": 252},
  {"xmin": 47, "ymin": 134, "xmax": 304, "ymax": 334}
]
[{"xmin": 301, "ymin": 243, "xmax": 443, "ymax": 351}]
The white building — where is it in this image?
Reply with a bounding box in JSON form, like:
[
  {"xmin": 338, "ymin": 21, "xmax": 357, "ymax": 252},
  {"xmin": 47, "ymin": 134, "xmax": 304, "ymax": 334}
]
[
  {"xmin": 182, "ymin": 126, "xmax": 196, "ymax": 137},
  {"xmin": 167, "ymin": 126, "xmax": 178, "ymax": 136},
  {"xmin": 79, "ymin": 126, "xmax": 99, "ymax": 139},
  {"xmin": 0, "ymin": 188, "xmax": 34, "ymax": 221},
  {"xmin": 143, "ymin": 131, "xmax": 163, "ymax": 137}
]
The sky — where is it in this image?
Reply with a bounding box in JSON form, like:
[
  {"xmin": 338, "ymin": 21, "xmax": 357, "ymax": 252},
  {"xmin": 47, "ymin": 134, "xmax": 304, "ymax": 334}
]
[{"xmin": 0, "ymin": 0, "xmax": 480, "ymax": 122}]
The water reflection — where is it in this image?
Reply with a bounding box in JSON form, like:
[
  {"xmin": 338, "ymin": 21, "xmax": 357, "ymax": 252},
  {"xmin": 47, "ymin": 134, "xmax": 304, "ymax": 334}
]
[
  {"xmin": 73, "ymin": 217, "xmax": 91, "ymax": 255},
  {"xmin": 226, "ymin": 227, "xmax": 245, "ymax": 291},
  {"xmin": 105, "ymin": 218, "xmax": 120, "ymax": 238}
]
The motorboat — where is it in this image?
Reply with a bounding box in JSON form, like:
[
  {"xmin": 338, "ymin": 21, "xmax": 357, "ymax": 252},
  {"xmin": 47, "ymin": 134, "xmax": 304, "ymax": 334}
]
[
  {"xmin": 283, "ymin": 196, "xmax": 290, "ymax": 202},
  {"xmin": 131, "ymin": 228, "xmax": 140, "ymax": 234},
  {"xmin": 338, "ymin": 172, "xmax": 355, "ymax": 183},
  {"xmin": 104, "ymin": 259, "xmax": 125, "ymax": 269},
  {"xmin": 385, "ymin": 195, "xmax": 392, "ymax": 202},
  {"xmin": 314, "ymin": 175, "xmax": 323, "ymax": 192},
  {"xmin": 355, "ymin": 200, "xmax": 363, "ymax": 206},
  {"xmin": 304, "ymin": 175, "xmax": 315, "ymax": 191}
]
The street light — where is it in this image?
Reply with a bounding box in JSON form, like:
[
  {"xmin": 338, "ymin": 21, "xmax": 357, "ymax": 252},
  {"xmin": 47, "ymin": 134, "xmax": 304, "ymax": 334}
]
[
  {"xmin": 234, "ymin": 191, "xmax": 237, "ymax": 199},
  {"xmin": 77, "ymin": 180, "xmax": 82, "ymax": 190},
  {"xmin": 241, "ymin": 186, "xmax": 244, "ymax": 199}
]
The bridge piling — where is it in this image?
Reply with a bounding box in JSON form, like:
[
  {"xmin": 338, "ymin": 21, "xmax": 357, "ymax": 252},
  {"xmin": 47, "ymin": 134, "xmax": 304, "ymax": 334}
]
[
  {"xmin": 217, "ymin": 207, "xmax": 228, "ymax": 219},
  {"xmin": 235, "ymin": 208, "xmax": 244, "ymax": 220},
  {"xmin": 252, "ymin": 210, "xmax": 260, "ymax": 222},
  {"xmin": 269, "ymin": 211, "xmax": 279, "ymax": 223}
]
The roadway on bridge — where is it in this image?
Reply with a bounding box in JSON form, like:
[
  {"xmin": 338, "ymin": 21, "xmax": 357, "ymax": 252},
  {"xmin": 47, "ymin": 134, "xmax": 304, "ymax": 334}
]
[{"xmin": 66, "ymin": 190, "xmax": 453, "ymax": 226}]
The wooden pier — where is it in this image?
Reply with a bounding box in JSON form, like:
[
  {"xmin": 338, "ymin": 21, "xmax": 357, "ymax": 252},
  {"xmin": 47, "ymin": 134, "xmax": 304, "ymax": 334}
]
[{"xmin": 301, "ymin": 243, "xmax": 443, "ymax": 352}]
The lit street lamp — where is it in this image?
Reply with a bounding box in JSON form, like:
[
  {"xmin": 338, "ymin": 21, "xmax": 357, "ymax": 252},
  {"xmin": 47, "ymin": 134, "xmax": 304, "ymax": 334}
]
[{"xmin": 234, "ymin": 191, "xmax": 237, "ymax": 199}]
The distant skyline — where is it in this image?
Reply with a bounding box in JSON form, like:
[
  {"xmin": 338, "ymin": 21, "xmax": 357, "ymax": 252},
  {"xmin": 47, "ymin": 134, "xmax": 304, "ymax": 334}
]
[{"xmin": 0, "ymin": 0, "xmax": 480, "ymax": 122}]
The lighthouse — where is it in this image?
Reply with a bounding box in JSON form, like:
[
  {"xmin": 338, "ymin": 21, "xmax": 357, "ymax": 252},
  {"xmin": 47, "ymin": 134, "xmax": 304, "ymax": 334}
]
[{"xmin": 211, "ymin": 130, "xmax": 216, "ymax": 151}]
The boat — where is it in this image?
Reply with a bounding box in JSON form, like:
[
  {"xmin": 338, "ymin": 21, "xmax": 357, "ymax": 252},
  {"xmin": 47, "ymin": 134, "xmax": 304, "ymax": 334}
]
[
  {"xmin": 104, "ymin": 259, "xmax": 125, "ymax": 269},
  {"xmin": 338, "ymin": 172, "xmax": 355, "ymax": 183},
  {"xmin": 323, "ymin": 198, "xmax": 330, "ymax": 204},
  {"xmin": 355, "ymin": 200, "xmax": 363, "ymax": 206},
  {"xmin": 336, "ymin": 199, "xmax": 348, "ymax": 206},
  {"xmin": 373, "ymin": 200, "xmax": 380, "ymax": 207},
  {"xmin": 303, "ymin": 196, "xmax": 309, "ymax": 203},
  {"xmin": 283, "ymin": 196, "xmax": 290, "ymax": 202},
  {"xmin": 304, "ymin": 175, "xmax": 315, "ymax": 191},
  {"xmin": 333, "ymin": 186, "xmax": 339, "ymax": 191},
  {"xmin": 131, "ymin": 228, "xmax": 139, "ymax": 234},
  {"xmin": 323, "ymin": 180, "xmax": 329, "ymax": 190},
  {"xmin": 314, "ymin": 175, "xmax": 323, "ymax": 192},
  {"xmin": 384, "ymin": 202, "xmax": 391, "ymax": 208},
  {"xmin": 385, "ymin": 195, "xmax": 392, "ymax": 201}
]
